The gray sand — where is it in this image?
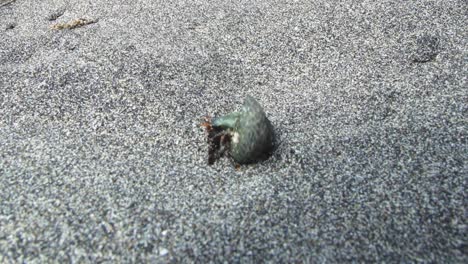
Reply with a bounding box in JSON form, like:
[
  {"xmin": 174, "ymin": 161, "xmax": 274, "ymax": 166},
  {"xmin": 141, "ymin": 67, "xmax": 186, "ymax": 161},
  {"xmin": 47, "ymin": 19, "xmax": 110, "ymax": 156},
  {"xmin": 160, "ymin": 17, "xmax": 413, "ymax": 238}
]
[{"xmin": 0, "ymin": 0, "xmax": 466, "ymax": 262}]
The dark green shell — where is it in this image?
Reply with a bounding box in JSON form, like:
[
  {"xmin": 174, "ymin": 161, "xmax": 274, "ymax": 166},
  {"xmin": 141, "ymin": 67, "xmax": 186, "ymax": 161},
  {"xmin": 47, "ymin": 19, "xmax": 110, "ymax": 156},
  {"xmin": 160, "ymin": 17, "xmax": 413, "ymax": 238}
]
[{"xmin": 213, "ymin": 96, "xmax": 274, "ymax": 164}]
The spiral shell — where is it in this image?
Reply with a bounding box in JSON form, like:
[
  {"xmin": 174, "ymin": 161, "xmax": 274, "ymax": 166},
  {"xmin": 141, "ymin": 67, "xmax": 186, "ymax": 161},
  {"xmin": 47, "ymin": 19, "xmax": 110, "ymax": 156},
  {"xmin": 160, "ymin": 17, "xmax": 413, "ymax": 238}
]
[{"xmin": 212, "ymin": 96, "xmax": 275, "ymax": 164}]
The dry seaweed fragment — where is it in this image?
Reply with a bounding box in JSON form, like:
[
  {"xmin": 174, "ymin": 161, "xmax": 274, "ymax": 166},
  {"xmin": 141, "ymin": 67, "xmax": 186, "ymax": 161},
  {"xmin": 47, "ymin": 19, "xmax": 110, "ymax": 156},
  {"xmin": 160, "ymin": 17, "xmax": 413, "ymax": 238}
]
[
  {"xmin": 51, "ymin": 18, "xmax": 97, "ymax": 30},
  {"xmin": 0, "ymin": 0, "xmax": 17, "ymax": 8}
]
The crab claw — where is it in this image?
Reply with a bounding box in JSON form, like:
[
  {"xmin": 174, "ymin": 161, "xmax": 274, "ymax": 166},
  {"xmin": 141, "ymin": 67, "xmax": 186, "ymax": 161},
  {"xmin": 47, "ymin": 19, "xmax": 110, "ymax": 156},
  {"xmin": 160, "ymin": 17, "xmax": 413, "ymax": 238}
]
[{"xmin": 200, "ymin": 116, "xmax": 212, "ymax": 131}]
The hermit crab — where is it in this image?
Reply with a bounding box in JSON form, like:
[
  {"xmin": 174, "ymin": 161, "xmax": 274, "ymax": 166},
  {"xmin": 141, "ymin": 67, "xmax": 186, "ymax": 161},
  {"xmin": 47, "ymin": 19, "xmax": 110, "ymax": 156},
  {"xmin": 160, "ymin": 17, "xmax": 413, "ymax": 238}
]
[{"xmin": 201, "ymin": 96, "xmax": 275, "ymax": 165}]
